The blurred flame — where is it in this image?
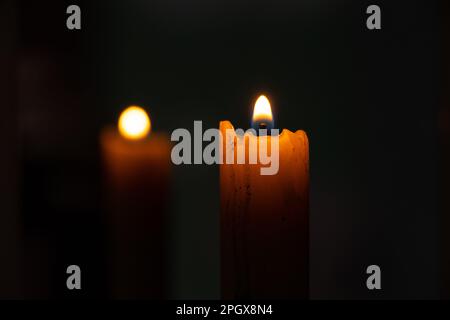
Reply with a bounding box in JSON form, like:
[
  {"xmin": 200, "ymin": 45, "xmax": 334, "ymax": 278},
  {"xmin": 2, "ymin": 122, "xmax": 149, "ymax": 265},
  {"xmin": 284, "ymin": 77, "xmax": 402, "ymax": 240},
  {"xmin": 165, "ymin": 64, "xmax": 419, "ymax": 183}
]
[{"xmin": 118, "ymin": 106, "xmax": 151, "ymax": 140}]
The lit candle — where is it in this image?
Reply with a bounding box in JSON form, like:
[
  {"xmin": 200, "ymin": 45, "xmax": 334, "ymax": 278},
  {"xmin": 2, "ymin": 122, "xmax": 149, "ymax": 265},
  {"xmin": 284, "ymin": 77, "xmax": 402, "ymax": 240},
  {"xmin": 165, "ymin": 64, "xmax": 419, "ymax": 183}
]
[
  {"xmin": 220, "ymin": 95, "xmax": 309, "ymax": 299},
  {"xmin": 101, "ymin": 106, "xmax": 171, "ymax": 299}
]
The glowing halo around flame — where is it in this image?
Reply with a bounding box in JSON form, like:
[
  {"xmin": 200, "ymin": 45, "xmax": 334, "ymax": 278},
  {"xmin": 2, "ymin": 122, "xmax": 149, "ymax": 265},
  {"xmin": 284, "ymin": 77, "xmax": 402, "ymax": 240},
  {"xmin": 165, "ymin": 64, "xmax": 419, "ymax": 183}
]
[{"xmin": 118, "ymin": 106, "xmax": 151, "ymax": 140}]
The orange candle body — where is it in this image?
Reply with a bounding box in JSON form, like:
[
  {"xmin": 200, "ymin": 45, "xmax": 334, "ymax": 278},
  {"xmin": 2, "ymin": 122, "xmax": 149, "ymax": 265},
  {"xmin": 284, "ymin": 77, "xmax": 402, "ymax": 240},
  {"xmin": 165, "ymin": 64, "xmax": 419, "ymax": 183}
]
[
  {"xmin": 101, "ymin": 127, "xmax": 171, "ymax": 299},
  {"xmin": 220, "ymin": 121, "xmax": 309, "ymax": 299}
]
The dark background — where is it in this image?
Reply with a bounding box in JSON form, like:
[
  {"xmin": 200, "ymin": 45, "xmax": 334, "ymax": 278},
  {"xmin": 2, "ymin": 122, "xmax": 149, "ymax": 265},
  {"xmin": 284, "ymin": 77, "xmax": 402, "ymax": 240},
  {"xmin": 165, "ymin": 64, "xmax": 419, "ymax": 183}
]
[{"xmin": 0, "ymin": 0, "xmax": 447, "ymax": 299}]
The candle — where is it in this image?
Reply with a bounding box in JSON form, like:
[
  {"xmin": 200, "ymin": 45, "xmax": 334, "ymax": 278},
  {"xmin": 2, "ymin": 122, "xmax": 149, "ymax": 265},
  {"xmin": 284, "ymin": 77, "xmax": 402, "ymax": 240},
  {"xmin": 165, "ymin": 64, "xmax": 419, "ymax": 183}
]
[
  {"xmin": 101, "ymin": 106, "xmax": 171, "ymax": 299},
  {"xmin": 220, "ymin": 95, "xmax": 309, "ymax": 299}
]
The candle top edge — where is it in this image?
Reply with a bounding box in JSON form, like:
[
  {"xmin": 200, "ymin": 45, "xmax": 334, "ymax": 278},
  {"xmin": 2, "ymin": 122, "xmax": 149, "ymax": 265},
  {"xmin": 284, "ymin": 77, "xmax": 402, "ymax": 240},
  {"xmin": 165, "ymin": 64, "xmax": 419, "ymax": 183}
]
[{"xmin": 219, "ymin": 121, "xmax": 307, "ymax": 137}]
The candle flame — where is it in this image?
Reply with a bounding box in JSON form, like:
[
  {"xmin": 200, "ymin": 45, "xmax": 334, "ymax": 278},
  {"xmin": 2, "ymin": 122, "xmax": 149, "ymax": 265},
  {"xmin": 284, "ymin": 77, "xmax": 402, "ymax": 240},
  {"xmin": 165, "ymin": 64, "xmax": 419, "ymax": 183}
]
[
  {"xmin": 252, "ymin": 95, "xmax": 273, "ymax": 130},
  {"xmin": 118, "ymin": 106, "xmax": 151, "ymax": 140}
]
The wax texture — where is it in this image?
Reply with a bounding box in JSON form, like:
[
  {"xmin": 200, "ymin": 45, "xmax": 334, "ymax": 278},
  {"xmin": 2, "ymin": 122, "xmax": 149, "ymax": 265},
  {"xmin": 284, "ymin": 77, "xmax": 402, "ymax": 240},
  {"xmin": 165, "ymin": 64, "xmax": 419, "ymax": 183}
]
[{"xmin": 220, "ymin": 121, "xmax": 309, "ymax": 299}]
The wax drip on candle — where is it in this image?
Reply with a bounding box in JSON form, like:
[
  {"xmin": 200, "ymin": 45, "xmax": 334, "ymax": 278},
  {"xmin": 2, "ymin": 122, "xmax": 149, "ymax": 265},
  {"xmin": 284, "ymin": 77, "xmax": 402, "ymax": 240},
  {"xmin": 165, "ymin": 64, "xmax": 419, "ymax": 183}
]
[{"xmin": 251, "ymin": 95, "xmax": 274, "ymax": 135}]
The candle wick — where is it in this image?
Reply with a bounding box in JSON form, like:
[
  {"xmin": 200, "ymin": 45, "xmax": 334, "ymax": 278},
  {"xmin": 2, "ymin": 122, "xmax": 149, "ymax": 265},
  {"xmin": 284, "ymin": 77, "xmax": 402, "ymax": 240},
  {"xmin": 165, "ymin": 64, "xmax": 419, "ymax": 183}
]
[
  {"xmin": 252, "ymin": 120, "xmax": 274, "ymax": 136},
  {"xmin": 256, "ymin": 122, "xmax": 269, "ymax": 136}
]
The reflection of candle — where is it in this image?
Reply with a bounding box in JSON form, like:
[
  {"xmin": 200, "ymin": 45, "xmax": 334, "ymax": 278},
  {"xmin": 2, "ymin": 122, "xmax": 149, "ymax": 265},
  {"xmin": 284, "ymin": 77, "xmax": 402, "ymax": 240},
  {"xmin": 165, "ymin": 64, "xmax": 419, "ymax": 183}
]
[
  {"xmin": 101, "ymin": 106, "xmax": 170, "ymax": 299},
  {"xmin": 220, "ymin": 95, "xmax": 309, "ymax": 299}
]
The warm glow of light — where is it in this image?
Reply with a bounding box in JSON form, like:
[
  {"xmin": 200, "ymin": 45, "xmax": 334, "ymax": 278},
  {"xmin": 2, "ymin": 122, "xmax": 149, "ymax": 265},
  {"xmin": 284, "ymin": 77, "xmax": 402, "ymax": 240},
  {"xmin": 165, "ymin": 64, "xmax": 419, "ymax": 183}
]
[
  {"xmin": 252, "ymin": 95, "xmax": 273, "ymax": 123},
  {"xmin": 118, "ymin": 106, "xmax": 151, "ymax": 140}
]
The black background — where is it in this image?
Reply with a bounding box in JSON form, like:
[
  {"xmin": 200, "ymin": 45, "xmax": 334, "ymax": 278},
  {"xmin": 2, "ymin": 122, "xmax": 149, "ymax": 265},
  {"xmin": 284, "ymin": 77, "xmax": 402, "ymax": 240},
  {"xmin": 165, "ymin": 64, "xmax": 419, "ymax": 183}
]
[{"xmin": 0, "ymin": 0, "xmax": 446, "ymax": 299}]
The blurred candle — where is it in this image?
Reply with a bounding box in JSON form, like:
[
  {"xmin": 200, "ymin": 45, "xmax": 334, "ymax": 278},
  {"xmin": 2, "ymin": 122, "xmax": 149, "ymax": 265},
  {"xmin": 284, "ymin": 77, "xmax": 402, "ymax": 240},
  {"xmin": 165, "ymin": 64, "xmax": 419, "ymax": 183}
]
[
  {"xmin": 101, "ymin": 106, "xmax": 171, "ymax": 299},
  {"xmin": 220, "ymin": 95, "xmax": 309, "ymax": 299}
]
